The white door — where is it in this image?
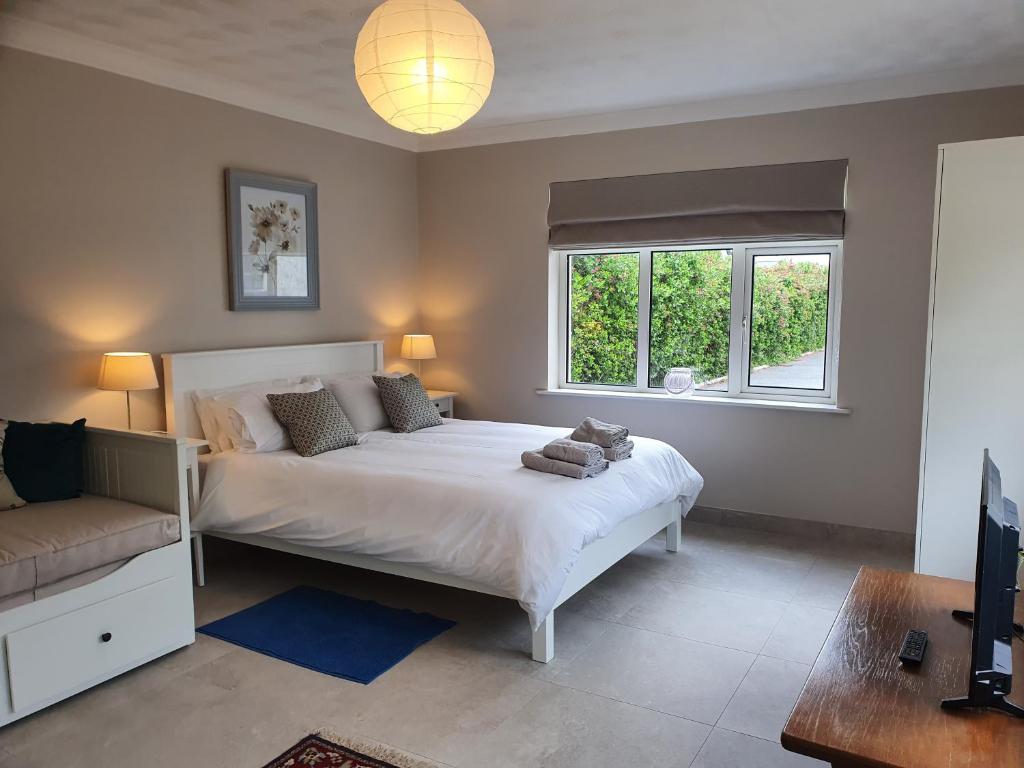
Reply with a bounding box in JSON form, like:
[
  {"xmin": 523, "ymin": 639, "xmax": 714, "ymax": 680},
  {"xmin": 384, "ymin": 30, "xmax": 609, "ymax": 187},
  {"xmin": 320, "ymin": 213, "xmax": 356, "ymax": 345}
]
[{"xmin": 918, "ymin": 136, "xmax": 1024, "ymax": 580}]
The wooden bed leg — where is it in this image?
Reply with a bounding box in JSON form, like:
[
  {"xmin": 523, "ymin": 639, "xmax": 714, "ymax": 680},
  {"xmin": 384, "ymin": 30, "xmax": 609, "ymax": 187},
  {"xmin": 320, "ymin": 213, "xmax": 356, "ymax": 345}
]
[
  {"xmin": 532, "ymin": 613, "xmax": 554, "ymax": 663},
  {"xmin": 665, "ymin": 514, "xmax": 681, "ymax": 553},
  {"xmin": 192, "ymin": 533, "xmax": 206, "ymax": 587}
]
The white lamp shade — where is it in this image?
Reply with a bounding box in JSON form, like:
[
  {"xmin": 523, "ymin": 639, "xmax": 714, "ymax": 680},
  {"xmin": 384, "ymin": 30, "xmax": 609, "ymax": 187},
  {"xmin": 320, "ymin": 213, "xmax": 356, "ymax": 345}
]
[
  {"xmin": 354, "ymin": 0, "xmax": 494, "ymax": 135},
  {"xmin": 401, "ymin": 334, "xmax": 437, "ymax": 360},
  {"xmin": 98, "ymin": 352, "xmax": 158, "ymax": 392}
]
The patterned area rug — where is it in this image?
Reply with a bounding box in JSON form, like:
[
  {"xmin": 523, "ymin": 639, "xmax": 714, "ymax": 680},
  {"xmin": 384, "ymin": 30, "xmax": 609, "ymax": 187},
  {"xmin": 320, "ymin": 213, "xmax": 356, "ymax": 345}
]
[{"xmin": 262, "ymin": 732, "xmax": 442, "ymax": 768}]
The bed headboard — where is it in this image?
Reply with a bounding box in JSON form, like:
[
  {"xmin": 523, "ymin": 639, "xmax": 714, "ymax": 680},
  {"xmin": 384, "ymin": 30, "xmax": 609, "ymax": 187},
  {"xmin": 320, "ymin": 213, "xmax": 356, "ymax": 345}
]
[{"xmin": 162, "ymin": 340, "xmax": 384, "ymax": 439}]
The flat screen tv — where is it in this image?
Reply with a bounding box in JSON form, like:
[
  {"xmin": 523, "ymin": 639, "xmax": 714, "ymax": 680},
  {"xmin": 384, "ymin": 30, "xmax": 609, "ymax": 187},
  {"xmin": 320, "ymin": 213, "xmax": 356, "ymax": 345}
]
[{"xmin": 941, "ymin": 449, "xmax": 1023, "ymax": 717}]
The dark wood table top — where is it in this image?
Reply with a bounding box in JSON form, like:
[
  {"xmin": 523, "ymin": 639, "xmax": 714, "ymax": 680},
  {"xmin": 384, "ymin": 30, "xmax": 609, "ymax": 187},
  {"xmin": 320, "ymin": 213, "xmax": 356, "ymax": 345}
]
[{"xmin": 782, "ymin": 567, "xmax": 1024, "ymax": 768}]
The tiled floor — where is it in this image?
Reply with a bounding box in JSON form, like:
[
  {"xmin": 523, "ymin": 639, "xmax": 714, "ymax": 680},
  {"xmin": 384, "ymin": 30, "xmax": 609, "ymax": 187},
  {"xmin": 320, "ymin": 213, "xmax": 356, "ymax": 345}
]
[{"xmin": 0, "ymin": 520, "xmax": 913, "ymax": 767}]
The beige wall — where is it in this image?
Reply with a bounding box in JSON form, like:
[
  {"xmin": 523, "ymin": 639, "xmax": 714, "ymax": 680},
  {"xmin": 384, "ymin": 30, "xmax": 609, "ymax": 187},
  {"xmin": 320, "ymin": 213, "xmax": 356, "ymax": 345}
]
[
  {"xmin": 0, "ymin": 48, "xmax": 420, "ymax": 431},
  {"xmin": 417, "ymin": 87, "xmax": 1024, "ymax": 533},
  {"xmin": 4, "ymin": 45, "xmax": 1022, "ymax": 534}
]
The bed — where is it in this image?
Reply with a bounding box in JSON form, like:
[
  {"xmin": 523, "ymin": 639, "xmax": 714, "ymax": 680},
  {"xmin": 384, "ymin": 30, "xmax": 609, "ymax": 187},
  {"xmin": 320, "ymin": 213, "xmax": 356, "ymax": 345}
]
[{"xmin": 163, "ymin": 341, "xmax": 703, "ymax": 662}]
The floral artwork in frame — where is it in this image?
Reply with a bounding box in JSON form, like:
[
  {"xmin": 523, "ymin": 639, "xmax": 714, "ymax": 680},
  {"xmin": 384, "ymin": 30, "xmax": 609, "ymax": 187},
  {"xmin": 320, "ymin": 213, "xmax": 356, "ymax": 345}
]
[{"xmin": 226, "ymin": 169, "xmax": 319, "ymax": 310}]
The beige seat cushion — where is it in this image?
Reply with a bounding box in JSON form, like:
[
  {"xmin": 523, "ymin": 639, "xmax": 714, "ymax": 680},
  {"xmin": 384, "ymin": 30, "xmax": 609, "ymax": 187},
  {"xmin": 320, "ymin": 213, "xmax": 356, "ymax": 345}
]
[{"xmin": 0, "ymin": 495, "xmax": 180, "ymax": 601}]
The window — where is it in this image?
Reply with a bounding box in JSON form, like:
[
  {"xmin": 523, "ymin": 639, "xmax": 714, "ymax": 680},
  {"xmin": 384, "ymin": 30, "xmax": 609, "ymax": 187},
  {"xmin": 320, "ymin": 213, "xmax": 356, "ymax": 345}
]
[
  {"xmin": 567, "ymin": 252, "xmax": 639, "ymax": 386},
  {"xmin": 556, "ymin": 241, "xmax": 842, "ymax": 403},
  {"xmin": 650, "ymin": 249, "xmax": 733, "ymax": 392}
]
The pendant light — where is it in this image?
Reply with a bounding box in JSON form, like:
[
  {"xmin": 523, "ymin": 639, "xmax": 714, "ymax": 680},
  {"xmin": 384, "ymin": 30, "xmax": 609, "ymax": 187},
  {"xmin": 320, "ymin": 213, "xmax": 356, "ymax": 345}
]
[{"xmin": 354, "ymin": 0, "xmax": 494, "ymax": 135}]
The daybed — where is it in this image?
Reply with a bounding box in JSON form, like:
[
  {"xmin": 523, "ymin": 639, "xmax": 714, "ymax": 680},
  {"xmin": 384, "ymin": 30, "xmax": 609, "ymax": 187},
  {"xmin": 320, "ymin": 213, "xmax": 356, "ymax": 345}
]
[{"xmin": 0, "ymin": 428, "xmax": 195, "ymax": 726}]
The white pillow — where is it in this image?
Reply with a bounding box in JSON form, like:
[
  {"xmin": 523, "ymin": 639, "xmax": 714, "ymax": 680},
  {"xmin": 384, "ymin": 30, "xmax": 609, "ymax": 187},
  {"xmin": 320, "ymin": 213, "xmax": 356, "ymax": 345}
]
[
  {"xmin": 214, "ymin": 378, "xmax": 324, "ymax": 452},
  {"xmin": 191, "ymin": 377, "xmax": 307, "ymax": 452},
  {"xmin": 321, "ymin": 373, "xmax": 397, "ymax": 433},
  {"xmin": 191, "ymin": 394, "xmax": 231, "ymax": 452}
]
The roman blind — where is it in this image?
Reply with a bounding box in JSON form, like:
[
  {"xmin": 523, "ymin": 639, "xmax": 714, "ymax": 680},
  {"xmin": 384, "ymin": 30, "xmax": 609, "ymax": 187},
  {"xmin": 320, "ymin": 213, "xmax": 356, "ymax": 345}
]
[{"xmin": 547, "ymin": 159, "xmax": 847, "ymax": 247}]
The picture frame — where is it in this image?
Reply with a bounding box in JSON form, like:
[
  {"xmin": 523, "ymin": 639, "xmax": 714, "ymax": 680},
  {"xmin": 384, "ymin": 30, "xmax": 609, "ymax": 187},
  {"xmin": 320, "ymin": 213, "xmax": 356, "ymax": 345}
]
[{"xmin": 225, "ymin": 169, "xmax": 319, "ymax": 311}]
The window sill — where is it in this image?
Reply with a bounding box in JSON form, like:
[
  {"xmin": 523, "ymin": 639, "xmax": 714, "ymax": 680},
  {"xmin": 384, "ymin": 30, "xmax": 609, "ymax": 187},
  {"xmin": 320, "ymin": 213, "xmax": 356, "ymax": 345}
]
[{"xmin": 536, "ymin": 387, "xmax": 850, "ymax": 414}]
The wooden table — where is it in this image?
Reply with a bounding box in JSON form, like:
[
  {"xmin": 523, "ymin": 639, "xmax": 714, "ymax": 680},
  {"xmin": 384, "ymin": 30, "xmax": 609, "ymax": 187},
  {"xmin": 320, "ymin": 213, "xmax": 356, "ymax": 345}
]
[{"xmin": 782, "ymin": 567, "xmax": 1024, "ymax": 768}]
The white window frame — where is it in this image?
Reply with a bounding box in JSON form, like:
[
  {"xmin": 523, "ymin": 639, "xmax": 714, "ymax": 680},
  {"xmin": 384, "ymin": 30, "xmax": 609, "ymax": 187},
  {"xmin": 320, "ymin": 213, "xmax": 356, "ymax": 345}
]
[{"xmin": 554, "ymin": 240, "xmax": 843, "ymax": 405}]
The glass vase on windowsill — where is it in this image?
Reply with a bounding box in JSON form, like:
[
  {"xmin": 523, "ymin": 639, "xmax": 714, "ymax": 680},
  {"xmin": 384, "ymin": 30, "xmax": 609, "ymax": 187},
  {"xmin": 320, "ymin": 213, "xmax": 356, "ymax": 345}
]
[{"xmin": 664, "ymin": 367, "xmax": 695, "ymax": 397}]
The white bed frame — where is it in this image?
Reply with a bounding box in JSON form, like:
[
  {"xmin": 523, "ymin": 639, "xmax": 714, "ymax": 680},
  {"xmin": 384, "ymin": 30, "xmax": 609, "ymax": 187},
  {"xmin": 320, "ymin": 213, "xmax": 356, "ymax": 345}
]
[{"xmin": 163, "ymin": 340, "xmax": 682, "ymax": 663}]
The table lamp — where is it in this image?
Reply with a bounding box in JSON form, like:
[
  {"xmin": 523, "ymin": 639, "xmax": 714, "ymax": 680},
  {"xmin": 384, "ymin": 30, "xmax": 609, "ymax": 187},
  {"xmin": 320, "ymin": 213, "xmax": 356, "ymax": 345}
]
[
  {"xmin": 400, "ymin": 334, "xmax": 436, "ymax": 379},
  {"xmin": 98, "ymin": 352, "xmax": 158, "ymax": 430}
]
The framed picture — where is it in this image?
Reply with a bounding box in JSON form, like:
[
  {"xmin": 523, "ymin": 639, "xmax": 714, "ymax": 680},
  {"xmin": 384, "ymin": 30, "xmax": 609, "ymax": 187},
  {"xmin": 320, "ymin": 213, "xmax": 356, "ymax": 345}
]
[{"xmin": 225, "ymin": 169, "xmax": 319, "ymax": 311}]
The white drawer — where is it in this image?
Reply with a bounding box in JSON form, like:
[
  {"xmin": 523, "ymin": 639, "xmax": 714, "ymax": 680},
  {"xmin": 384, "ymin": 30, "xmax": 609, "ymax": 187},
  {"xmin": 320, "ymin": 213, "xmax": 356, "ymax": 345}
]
[{"xmin": 5, "ymin": 577, "xmax": 185, "ymax": 713}]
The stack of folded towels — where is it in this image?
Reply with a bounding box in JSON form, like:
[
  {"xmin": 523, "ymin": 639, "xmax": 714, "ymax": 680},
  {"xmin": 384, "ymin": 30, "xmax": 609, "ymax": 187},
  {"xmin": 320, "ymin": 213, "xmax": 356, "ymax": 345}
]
[
  {"xmin": 521, "ymin": 417, "xmax": 635, "ymax": 479},
  {"xmin": 570, "ymin": 416, "xmax": 635, "ymax": 461}
]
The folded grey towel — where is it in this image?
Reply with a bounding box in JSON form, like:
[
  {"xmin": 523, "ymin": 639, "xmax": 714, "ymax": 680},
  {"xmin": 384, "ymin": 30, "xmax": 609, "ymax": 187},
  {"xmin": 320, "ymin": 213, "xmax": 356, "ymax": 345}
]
[
  {"xmin": 542, "ymin": 438, "xmax": 605, "ymax": 467},
  {"xmin": 522, "ymin": 448, "xmax": 609, "ymax": 479},
  {"xmin": 570, "ymin": 417, "xmax": 629, "ymax": 449},
  {"xmin": 603, "ymin": 441, "xmax": 634, "ymax": 461}
]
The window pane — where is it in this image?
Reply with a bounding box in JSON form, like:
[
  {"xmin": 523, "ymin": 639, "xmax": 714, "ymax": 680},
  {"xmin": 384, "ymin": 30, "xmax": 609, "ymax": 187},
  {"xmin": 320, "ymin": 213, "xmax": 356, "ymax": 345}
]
[
  {"xmin": 748, "ymin": 253, "xmax": 830, "ymax": 390},
  {"xmin": 568, "ymin": 252, "xmax": 639, "ymax": 386},
  {"xmin": 649, "ymin": 250, "xmax": 732, "ymax": 391}
]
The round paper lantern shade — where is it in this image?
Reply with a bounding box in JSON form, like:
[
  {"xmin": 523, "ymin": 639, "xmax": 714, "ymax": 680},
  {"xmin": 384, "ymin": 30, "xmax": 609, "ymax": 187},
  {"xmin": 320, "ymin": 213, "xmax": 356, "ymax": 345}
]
[{"xmin": 354, "ymin": 0, "xmax": 494, "ymax": 135}]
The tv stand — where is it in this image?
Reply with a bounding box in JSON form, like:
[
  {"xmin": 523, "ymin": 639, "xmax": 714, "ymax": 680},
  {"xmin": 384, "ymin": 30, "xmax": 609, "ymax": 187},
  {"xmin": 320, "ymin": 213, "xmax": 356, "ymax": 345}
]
[
  {"xmin": 941, "ymin": 693, "xmax": 1024, "ymax": 718},
  {"xmin": 944, "ymin": 608, "xmax": 1024, "ymax": 718},
  {"xmin": 952, "ymin": 608, "xmax": 1024, "ymax": 638}
]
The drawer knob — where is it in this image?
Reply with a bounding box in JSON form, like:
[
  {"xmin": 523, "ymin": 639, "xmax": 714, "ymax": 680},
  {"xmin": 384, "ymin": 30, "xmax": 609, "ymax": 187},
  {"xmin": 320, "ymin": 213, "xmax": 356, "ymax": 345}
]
[{"xmin": 100, "ymin": 632, "xmax": 112, "ymax": 643}]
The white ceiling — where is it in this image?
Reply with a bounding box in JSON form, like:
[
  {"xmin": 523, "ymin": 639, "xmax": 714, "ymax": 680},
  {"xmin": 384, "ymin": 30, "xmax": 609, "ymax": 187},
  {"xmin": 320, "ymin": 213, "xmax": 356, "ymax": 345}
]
[{"xmin": 2, "ymin": 0, "xmax": 1023, "ymax": 152}]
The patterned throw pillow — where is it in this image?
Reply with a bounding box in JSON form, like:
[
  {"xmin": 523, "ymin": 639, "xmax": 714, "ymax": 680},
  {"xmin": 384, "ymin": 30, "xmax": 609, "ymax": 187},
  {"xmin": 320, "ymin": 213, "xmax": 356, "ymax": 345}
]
[
  {"xmin": 372, "ymin": 374, "xmax": 443, "ymax": 433},
  {"xmin": 0, "ymin": 421, "xmax": 27, "ymax": 510},
  {"xmin": 266, "ymin": 389, "xmax": 357, "ymax": 457}
]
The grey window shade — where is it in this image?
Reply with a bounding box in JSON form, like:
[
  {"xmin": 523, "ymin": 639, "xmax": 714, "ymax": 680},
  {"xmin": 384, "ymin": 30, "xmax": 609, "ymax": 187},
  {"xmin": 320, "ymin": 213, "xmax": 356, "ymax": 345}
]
[{"xmin": 548, "ymin": 159, "xmax": 847, "ymax": 247}]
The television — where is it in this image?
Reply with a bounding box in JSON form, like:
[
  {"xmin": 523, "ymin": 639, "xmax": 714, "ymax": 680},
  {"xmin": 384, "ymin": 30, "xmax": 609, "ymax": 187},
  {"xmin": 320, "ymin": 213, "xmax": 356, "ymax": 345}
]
[{"xmin": 941, "ymin": 449, "xmax": 1024, "ymax": 717}]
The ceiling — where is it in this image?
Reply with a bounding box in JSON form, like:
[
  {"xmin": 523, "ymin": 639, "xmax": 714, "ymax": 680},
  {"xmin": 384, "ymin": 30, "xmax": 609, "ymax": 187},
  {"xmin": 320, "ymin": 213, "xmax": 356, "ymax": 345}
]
[{"xmin": 2, "ymin": 0, "xmax": 1023, "ymax": 152}]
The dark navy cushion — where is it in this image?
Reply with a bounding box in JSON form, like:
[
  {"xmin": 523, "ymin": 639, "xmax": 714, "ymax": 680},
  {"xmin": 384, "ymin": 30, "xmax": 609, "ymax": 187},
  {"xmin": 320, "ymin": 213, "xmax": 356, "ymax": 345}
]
[{"xmin": 2, "ymin": 419, "xmax": 86, "ymax": 503}]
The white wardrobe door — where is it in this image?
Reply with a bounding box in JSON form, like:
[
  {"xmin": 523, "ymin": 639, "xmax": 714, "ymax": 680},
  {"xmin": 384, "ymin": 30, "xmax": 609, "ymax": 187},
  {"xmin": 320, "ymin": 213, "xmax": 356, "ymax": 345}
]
[{"xmin": 918, "ymin": 137, "xmax": 1024, "ymax": 579}]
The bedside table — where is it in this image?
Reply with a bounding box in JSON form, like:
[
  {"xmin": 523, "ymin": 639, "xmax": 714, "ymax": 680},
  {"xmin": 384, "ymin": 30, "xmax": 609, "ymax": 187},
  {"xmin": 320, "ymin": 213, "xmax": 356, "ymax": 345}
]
[
  {"xmin": 146, "ymin": 432, "xmax": 206, "ymax": 511},
  {"xmin": 182, "ymin": 437, "xmax": 207, "ymax": 512},
  {"xmin": 181, "ymin": 438, "xmax": 208, "ymax": 587},
  {"xmin": 426, "ymin": 390, "xmax": 458, "ymax": 418},
  {"xmin": 142, "ymin": 432, "xmax": 208, "ymax": 585}
]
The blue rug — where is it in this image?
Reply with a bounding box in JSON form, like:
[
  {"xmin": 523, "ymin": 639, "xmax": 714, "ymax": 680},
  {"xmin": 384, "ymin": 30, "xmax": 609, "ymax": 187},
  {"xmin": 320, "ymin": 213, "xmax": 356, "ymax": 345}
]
[{"xmin": 198, "ymin": 585, "xmax": 455, "ymax": 684}]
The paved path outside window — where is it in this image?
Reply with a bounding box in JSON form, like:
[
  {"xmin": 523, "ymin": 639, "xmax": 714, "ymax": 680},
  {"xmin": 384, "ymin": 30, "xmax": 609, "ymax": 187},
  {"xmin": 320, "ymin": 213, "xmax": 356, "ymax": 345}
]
[
  {"xmin": 697, "ymin": 349, "xmax": 826, "ymax": 392},
  {"xmin": 749, "ymin": 349, "xmax": 825, "ymax": 389}
]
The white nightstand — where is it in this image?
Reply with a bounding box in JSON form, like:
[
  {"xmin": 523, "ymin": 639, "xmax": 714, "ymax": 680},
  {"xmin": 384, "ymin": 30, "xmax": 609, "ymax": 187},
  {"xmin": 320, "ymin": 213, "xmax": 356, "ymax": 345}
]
[
  {"xmin": 182, "ymin": 437, "xmax": 207, "ymax": 511},
  {"xmin": 181, "ymin": 438, "xmax": 208, "ymax": 587},
  {"xmin": 146, "ymin": 432, "xmax": 206, "ymax": 510},
  {"xmin": 426, "ymin": 390, "xmax": 458, "ymax": 418}
]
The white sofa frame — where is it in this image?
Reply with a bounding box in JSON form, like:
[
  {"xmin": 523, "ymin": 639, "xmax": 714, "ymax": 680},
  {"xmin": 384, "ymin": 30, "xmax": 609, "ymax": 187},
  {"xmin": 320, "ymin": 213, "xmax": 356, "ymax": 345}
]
[
  {"xmin": 0, "ymin": 428, "xmax": 195, "ymax": 727},
  {"xmin": 163, "ymin": 341, "xmax": 683, "ymax": 663}
]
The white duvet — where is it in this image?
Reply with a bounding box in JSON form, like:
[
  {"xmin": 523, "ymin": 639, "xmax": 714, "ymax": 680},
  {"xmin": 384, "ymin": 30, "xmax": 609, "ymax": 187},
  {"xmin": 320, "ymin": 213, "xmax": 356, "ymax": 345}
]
[{"xmin": 195, "ymin": 419, "xmax": 703, "ymax": 626}]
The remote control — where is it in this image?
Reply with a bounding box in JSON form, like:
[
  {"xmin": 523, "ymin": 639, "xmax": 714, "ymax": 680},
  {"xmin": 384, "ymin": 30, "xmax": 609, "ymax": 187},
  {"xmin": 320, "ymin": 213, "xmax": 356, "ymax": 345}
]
[{"xmin": 899, "ymin": 628, "xmax": 928, "ymax": 665}]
